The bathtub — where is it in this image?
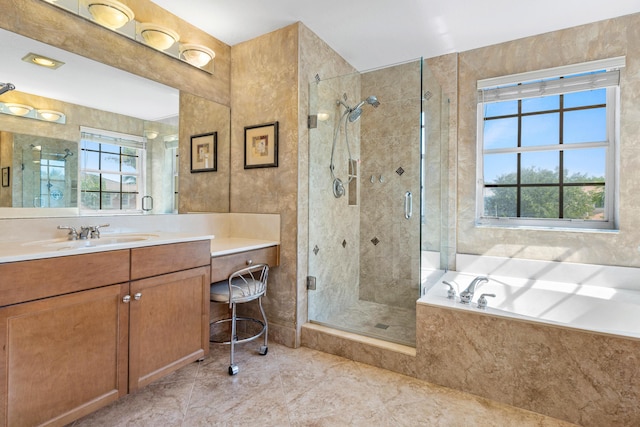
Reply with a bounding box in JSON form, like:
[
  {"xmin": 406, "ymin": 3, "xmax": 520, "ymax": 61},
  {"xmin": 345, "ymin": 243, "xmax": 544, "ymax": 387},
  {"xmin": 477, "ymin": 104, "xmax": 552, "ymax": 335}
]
[
  {"xmin": 416, "ymin": 255, "xmax": 640, "ymax": 427},
  {"xmin": 421, "ymin": 270, "xmax": 640, "ymax": 339}
]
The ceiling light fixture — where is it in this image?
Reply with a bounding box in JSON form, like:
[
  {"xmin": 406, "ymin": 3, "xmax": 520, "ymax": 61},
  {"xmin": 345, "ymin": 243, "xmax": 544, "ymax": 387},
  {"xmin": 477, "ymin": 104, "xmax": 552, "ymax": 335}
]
[
  {"xmin": 5, "ymin": 103, "xmax": 33, "ymax": 116},
  {"xmin": 38, "ymin": 109, "xmax": 64, "ymax": 122},
  {"xmin": 22, "ymin": 53, "xmax": 65, "ymax": 69},
  {"xmin": 86, "ymin": 0, "xmax": 134, "ymax": 30},
  {"xmin": 179, "ymin": 44, "xmax": 215, "ymax": 68},
  {"xmin": 139, "ymin": 23, "xmax": 179, "ymax": 51}
]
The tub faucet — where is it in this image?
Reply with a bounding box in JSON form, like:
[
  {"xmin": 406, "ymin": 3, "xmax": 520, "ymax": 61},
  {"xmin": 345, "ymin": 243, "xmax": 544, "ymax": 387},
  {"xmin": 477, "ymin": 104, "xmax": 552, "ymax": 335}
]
[{"xmin": 459, "ymin": 276, "xmax": 489, "ymax": 304}]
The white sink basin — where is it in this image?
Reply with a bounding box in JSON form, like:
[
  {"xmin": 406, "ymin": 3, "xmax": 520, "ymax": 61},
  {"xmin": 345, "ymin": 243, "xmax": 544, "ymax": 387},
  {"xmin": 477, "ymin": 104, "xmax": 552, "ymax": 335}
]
[{"xmin": 22, "ymin": 234, "xmax": 159, "ymax": 250}]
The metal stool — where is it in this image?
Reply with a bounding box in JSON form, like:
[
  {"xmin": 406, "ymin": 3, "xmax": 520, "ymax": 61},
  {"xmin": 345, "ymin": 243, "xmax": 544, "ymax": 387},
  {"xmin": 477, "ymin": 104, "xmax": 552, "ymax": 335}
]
[{"xmin": 209, "ymin": 263, "xmax": 269, "ymax": 375}]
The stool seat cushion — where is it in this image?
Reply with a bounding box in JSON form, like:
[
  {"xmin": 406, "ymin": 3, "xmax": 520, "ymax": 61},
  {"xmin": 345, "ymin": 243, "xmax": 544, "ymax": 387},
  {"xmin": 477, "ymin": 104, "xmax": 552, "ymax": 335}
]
[{"xmin": 210, "ymin": 278, "xmax": 263, "ymax": 302}]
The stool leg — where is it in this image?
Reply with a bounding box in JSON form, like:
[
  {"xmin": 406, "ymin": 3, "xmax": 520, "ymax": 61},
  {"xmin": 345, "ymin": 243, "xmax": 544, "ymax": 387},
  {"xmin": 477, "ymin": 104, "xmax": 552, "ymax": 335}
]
[
  {"xmin": 258, "ymin": 296, "xmax": 268, "ymax": 356},
  {"xmin": 228, "ymin": 302, "xmax": 239, "ymax": 375}
]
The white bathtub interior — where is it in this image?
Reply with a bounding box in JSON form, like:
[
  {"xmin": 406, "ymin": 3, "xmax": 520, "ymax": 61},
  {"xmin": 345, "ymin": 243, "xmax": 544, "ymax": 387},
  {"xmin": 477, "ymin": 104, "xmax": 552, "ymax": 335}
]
[{"xmin": 420, "ymin": 254, "xmax": 640, "ymax": 339}]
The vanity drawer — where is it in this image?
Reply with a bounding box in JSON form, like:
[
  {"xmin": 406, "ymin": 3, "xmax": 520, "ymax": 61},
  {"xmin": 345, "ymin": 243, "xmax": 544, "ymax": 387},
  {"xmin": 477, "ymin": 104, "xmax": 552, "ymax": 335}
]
[
  {"xmin": 210, "ymin": 246, "xmax": 280, "ymax": 283},
  {"xmin": 131, "ymin": 240, "xmax": 211, "ymax": 280},
  {"xmin": 0, "ymin": 250, "xmax": 130, "ymax": 306}
]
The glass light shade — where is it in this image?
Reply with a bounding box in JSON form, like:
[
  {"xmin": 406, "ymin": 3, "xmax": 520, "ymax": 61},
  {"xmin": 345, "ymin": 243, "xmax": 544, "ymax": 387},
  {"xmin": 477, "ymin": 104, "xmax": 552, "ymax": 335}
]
[
  {"xmin": 87, "ymin": 0, "xmax": 134, "ymax": 29},
  {"xmin": 144, "ymin": 130, "xmax": 159, "ymax": 140},
  {"xmin": 6, "ymin": 103, "xmax": 33, "ymax": 116},
  {"xmin": 38, "ymin": 110, "xmax": 63, "ymax": 121},
  {"xmin": 317, "ymin": 112, "xmax": 330, "ymax": 121},
  {"xmin": 179, "ymin": 44, "xmax": 215, "ymax": 68},
  {"xmin": 139, "ymin": 23, "xmax": 180, "ymax": 51}
]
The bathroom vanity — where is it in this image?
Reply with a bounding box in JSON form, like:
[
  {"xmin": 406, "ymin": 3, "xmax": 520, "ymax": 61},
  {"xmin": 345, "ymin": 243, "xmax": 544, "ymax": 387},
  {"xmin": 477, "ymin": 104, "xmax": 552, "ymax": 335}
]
[{"xmin": 0, "ymin": 238, "xmax": 211, "ymax": 427}]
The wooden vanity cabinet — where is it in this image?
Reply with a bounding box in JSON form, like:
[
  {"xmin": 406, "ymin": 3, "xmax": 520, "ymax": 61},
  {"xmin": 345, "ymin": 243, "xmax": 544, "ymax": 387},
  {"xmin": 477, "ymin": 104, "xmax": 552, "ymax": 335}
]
[
  {"xmin": 129, "ymin": 240, "xmax": 211, "ymax": 391},
  {"xmin": 0, "ymin": 251, "xmax": 130, "ymax": 427},
  {"xmin": 210, "ymin": 246, "xmax": 280, "ymax": 282},
  {"xmin": 0, "ymin": 240, "xmax": 211, "ymax": 427}
]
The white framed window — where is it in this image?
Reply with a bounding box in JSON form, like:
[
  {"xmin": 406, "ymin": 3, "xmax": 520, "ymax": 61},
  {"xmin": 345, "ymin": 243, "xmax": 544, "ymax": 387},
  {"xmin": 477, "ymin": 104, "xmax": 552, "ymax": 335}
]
[
  {"xmin": 476, "ymin": 57, "xmax": 624, "ymax": 230},
  {"xmin": 79, "ymin": 127, "xmax": 146, "ymax": 212}
]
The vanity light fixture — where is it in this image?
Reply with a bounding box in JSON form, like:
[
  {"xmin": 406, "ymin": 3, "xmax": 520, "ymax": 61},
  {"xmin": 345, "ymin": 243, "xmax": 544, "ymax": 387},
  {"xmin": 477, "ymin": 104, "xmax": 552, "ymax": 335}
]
[
  {"xmin": 22, "ymin": 53, "xmax": 65, "ymax": 69},
  {"xmin": 317, "ymin": 112, "xmax": 330, "ymax": 121},
  {"xmin": 37, "ymin": 109, "xmax": 65, "ymax": 122},
  {"xmin": 144, "ymin": 130, "xmax": 159, "ymax": 140},
  {"xmin": 179, "ymin": 43, "xmax": 215, "ymax": 68},
  {"xmin": 5, "ymin": 103, "xmax": 33, "ymax": 116},
  {"xmin": 86, "ymin": 0, "xmax": 134, "ymax": 30},
  {"xmin": 139, "ymin": 23, "xmax": 180, "ymax": 51}
]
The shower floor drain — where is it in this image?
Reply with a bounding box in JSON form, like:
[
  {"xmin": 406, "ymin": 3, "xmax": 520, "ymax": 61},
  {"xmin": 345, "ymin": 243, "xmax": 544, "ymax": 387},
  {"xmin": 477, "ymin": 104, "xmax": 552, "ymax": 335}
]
[{"xmin": 374, "ymin": 323, "xmax": 390, "ymax": 330}]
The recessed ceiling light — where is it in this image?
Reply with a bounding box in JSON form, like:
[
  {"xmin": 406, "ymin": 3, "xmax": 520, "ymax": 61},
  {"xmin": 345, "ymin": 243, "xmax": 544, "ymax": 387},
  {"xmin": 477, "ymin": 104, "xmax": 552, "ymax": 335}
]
[{"xmin": 22, "ymin": 53, "xmax": 65, "ymax": 69}]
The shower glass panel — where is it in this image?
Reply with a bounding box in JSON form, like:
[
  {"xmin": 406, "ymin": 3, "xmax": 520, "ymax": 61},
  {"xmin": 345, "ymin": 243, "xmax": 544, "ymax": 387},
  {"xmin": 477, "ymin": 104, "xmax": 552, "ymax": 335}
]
[
  {"xmin": 16, "ymin": 135, "xmax": 78, "ymax": 208},
  {"xmin": 308, "ymin": 59, "xmax": 444, "ymax": 347}
]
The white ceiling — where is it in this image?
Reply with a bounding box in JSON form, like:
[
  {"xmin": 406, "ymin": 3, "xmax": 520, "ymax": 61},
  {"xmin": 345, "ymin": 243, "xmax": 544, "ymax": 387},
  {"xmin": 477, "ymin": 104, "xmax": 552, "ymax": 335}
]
[{"xmin": 151, "ymin": 0, "xmax": 640, "ymax": 71}]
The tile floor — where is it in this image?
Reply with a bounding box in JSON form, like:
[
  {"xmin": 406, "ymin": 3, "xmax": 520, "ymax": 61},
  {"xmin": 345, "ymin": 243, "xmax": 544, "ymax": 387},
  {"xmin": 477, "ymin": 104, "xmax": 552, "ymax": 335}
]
[
  {"xmin": 312, "ymin": 299, "xmax": 417, "ymax": 347},
  {"xmin": 72, "ymin": 343, "xmax": 576, "ymax": 426}
]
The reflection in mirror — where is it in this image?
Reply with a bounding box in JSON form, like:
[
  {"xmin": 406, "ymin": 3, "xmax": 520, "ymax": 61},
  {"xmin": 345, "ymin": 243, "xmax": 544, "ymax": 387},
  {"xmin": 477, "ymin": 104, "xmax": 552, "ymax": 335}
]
[
  {"xmin": 0, "ymin": 27, "xmax": 203, "ymax": 218},
  {"xmin": 15, "ymin": 135, "xmax": 78, "ymax": 208}
]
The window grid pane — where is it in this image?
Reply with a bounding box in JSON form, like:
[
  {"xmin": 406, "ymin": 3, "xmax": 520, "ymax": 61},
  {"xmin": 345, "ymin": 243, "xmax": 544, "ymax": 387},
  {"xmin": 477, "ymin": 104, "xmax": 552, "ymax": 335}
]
[
  {"xmin": 80, "ymin": 142, "xmax": 141, "ymax": 210},
  {"xmin": 482, "ymin": 89, "xmax": 608, "ymax": 222}
]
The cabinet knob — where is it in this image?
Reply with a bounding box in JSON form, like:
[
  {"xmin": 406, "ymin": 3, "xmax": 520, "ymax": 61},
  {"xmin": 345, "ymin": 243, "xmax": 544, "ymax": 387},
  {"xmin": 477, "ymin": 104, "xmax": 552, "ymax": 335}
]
[
  {"xmin": 134, "ymin": 292, "xmax": 142, "ymax": 301},
  {"xmin": 246, "ymin": 259, "xmax": 253, "ymax": 266},
  {"xmin": 122, "ymin": 295, "xmax": 131, "ymax": 303}
]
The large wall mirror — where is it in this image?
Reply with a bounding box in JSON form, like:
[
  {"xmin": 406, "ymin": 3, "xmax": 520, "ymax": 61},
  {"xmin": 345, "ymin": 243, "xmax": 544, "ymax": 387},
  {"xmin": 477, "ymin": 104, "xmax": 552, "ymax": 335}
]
[{"xmin": 0, "ymin": 27, "xmax": 230, "ymax": 218}]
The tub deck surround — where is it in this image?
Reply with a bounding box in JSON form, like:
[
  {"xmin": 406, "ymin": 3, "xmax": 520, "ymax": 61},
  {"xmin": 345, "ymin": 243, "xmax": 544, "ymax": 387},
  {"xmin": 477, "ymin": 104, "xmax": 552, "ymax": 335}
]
[
  {"xmin": 416, "ymin": 303, "xmax": 640, "ymax": 427},
  {"xmin": 416, "ymin": 256, "xmax": 640, "ymax": 427},
  {"xmin": 423, "ymin": 271, "xmax": 640, "ymax": 339}
]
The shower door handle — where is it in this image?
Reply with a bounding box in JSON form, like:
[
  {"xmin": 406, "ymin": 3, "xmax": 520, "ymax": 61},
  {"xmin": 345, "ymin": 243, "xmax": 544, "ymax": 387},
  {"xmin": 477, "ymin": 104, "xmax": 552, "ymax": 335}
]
[{"xmin": 404, "ymin": 191, "xmax": 412, "ymax": 219}]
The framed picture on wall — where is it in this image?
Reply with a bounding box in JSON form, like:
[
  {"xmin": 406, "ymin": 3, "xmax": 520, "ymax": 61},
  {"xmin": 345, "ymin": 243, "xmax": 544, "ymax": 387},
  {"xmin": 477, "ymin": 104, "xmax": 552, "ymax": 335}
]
[
  {"xmin": 244, "ymin": 121, "xmax": 278, "ymax": 169},
  {"xmin": 190, "ymin": 132, "xmax": 217, "ymax": 173},
  {"xmin": 1, "ymin": 167, "xmax": 9, "ymax": 187}
]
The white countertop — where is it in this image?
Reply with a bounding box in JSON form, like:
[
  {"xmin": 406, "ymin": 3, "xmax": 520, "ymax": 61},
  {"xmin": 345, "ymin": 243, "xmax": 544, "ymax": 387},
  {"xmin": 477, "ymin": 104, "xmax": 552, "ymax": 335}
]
[
  {"xmin": 210, "ymin": 237, "xmax": 280, "ymax": 257},
  {"xmin": 0, "ymin": 232, "xmax": 214, "ymax": 264}
]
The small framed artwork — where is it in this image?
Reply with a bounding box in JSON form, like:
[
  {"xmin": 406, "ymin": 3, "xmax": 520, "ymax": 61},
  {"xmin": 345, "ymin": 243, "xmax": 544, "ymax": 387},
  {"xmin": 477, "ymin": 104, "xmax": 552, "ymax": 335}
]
[
  {"xmin": 244, "ymin": 121, "xmax": 278, "ymax": 169},
  {"xmin": 190, "ymin": 132, "xmax": 217, "ymax": 173},
  {"xmin": 1, "ymin": 167, "xmax": 9, "ymax": 187}
]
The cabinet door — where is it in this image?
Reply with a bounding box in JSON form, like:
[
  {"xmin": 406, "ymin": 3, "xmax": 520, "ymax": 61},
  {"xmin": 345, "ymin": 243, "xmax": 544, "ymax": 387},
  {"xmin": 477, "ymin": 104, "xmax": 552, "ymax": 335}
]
[
  {"xmin": 128, "ymin": 266, "xmax": 210, "ymax": 391},
  {"xmin": 0, "ymin": 284, "xmax": 129, "ymax": 427}
]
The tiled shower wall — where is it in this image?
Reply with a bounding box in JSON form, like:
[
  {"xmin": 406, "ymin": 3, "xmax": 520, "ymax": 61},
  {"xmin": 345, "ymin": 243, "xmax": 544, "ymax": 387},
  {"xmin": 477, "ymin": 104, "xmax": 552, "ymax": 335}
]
[{"xmin": 359, "ymin": 61, "xmax": 422, "ymax": 309}]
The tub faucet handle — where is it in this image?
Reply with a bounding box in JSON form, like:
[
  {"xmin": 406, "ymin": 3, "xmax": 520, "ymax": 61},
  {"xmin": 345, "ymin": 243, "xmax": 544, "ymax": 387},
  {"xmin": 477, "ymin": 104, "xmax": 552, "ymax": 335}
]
[
  {"xmin": 477, "ymin": 293, "xmax": 496, "ymax": 310},
  {"xmin": 443, "ymin": 281, "xmax": 456, "ymax": 299}
]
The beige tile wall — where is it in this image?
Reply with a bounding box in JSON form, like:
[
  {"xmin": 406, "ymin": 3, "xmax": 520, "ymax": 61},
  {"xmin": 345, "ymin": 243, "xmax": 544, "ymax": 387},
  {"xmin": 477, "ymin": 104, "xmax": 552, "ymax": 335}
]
[{"xmin": 456, "ymin": 13, "xmax": 640, "ymax": 267}]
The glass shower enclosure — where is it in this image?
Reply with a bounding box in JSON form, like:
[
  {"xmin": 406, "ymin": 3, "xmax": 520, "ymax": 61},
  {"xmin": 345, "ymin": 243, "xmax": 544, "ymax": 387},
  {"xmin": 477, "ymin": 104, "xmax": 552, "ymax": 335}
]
[{"xmin": 308, "ymin": 59, "xmax": 447, "ymax": 347}]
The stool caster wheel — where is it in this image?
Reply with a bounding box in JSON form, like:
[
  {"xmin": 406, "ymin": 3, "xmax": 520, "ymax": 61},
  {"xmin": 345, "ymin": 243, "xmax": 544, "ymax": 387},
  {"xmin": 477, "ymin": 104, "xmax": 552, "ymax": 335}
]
[
  {"xmin": 259, "ymin": 345, "xmax": 268, "ymax": 355},
  {"xmin": 228, "ymin": 364, "xmax": 239, "ymax": 375}
]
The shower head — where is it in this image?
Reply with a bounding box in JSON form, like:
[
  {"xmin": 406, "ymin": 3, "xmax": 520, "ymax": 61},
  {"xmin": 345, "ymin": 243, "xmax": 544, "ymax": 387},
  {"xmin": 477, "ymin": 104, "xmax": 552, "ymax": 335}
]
[
  {"xmin": 348, "ymin": 108, "xmax": 363, "ymax": 122},
  {"xmin": 0, "ymin": 82, "xmax": 15, "ymax": 96},
  {"xmin": 347, "ymin": 95, "xmax": 379, "ymax": 122}
]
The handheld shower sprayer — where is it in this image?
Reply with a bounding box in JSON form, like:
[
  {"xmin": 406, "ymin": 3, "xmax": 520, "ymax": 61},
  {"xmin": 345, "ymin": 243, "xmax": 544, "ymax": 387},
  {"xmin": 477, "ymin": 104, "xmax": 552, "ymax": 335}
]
[
  {"xmin": 330, "ymin": 94, "xmax": 380, "ymax": 197},
  {"xmin": 0, "ymin": 82, "xmax": 15, "ymax": 96}
]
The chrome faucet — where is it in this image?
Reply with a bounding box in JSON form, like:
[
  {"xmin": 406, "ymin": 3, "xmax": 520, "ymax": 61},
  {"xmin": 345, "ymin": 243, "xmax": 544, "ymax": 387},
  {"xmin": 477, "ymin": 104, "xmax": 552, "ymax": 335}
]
[
  {"xmin": 459, "ymin": 276, "xmax": 489, "ymax": 304},
  {"xmin": 59, "ymin": 224, "xmax": 109, "ymax": 240}
]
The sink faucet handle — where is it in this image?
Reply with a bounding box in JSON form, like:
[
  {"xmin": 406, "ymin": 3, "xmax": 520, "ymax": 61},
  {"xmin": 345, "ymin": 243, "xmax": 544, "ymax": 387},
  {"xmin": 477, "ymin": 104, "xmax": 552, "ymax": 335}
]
[
  {"xmin": 443, "ymin": 281, "xmax": 456, "ymax": 299},
  {"xmin": 57, "ymin": 225, "xmax": 78, "ymax": 240},
  {"xmin": 90, "ymin": 223, "xmax": 110, "ymax": 239},
  {"xmin": 477, "ymin": 293, "xmax": 496, "ymax": 309}
]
